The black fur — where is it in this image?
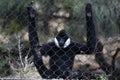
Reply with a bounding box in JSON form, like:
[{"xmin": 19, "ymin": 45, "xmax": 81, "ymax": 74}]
[
  {"xmin": 27, "ymin": 2, "xmax": 50, "ymax": 78},
  {"xmin": 27, "ymin": 2, "xmax": 98, "ymax": 79},
  {"xmin": 40, "ymin": 33, "xmax": 89, "ymax": 78},
  {"xmin": 86, "ymin": 3, "xmax": 97, "ymax": 53}
]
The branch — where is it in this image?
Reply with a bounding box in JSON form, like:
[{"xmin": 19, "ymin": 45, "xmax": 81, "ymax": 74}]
[{"xmin": 112, "ymin": 48, "xmax": 120, "ymax": 70}]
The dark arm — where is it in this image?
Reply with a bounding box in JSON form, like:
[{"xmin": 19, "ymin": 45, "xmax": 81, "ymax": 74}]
[
  {"xmin": 27, "ymin": 2, "xmax": 51, "ymax": 78},
  {"xmin": 77, "ymin": 3, "xmax": 97, "ymax": 54},
  {"xmin": 85, "ymin": 4, "xmax": 120, "ymax": 79},
  {"xmin": 86, "ymin": 3, "xmax": 98, "ymax": 53},
  {"xmin": 27, "ymin": 2, "xmax": 39, "ymax": 47},
  {"xmin": 79, "ymin": 3, "xmax": 102, "ymax": 54}
]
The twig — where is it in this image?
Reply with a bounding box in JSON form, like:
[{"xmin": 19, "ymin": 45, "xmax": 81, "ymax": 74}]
[
  {"xmin": 18, "ymin": 33, "xmax": 24, "ymax": 69},
  {"xmin": 112, "ymin": 48, "xmax": 120, "ymax": 70}
]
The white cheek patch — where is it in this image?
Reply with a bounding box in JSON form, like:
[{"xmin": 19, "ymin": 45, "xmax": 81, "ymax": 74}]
[
  {"xmin": 64, "ymin": 38, "xmax": 71, "ymax": 48},
  {"xmin": 54, "ymin": 38, "xmax": 60, "ymax": 48}
]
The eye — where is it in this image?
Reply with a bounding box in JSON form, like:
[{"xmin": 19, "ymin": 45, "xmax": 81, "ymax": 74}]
[{"xmin": 64, "ymin": 38, "xmax": 71, "ymax": 48}]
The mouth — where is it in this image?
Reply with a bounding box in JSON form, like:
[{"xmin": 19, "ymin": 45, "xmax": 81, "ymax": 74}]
[{"xmin": 59, "ymin": 44, "xmax": 64, "ymax": 48}]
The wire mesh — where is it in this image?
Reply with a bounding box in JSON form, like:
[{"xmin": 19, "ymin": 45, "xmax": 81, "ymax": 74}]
[{"xmin": 0, "ymin": 0, "xmax": 120, "ymax": 80}]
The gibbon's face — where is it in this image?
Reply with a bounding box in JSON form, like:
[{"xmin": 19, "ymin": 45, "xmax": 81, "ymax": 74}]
[{"xmin": 54, "ymin": 30, "xmax": 71, "ymax": 48}]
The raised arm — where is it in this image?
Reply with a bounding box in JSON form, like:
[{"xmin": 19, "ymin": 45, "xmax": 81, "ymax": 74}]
[
  {"xmin": 27, "ymin": 2, "xmax": 51, "ymax": 78},
  {"xmin": 86, "ymin": 3, "xmax": 97, "ymax": 53},
  {"xmin": 27, "ymin": 2, "xmax": 39, "ymax": 47},
  {"xmin": 78, "ymin": 3, "xmax": 97, "ymax": 54}
]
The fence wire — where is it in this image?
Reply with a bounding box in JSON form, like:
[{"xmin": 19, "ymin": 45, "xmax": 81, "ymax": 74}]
[{"xmin": 0, "ymin": 0, "xmax": 120, "ymax": 80}]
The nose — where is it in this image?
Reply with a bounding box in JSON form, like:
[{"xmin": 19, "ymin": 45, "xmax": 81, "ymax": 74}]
[{"xmin": 59, "ymin": 39, "xmax": 64, "ymax": 47}]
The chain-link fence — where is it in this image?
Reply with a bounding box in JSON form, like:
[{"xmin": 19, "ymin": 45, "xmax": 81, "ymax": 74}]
[{"xmin": 0, "ymin": 0, "xmax": 120, "ymax": 80}]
